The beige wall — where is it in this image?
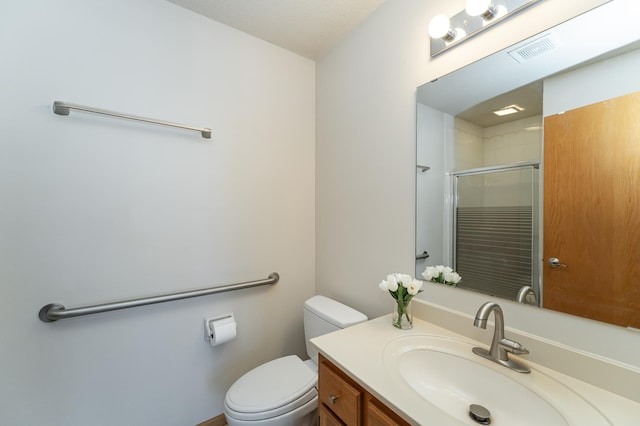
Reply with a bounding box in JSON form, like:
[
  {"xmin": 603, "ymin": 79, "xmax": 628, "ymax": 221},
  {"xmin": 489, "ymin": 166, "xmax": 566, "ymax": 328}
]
[{"xmin": 316, "ymin": 0, "xmax": 640, "ymax": 368}]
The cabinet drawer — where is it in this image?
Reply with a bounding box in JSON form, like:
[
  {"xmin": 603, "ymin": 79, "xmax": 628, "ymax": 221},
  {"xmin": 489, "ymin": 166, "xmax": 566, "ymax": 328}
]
[{"xmin": 319, "ymin": 357, "xmax": 362, "ymax": 425}]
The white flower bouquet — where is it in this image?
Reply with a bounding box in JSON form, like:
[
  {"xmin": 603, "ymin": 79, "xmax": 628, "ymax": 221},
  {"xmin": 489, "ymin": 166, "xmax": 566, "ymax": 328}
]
[
  {"xmin": 422, "ymin": 265, "xmax": 462, "ymax": 286},
  {"xmin": 379, "ymin": 273, "xmax": 423, "ymax": 329}
]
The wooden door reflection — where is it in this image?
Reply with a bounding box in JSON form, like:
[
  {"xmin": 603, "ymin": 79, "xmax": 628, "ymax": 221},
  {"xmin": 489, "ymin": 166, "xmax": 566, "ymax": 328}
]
[{"xmin": 543, "ymin": 91, "xmax": 640, "ymax": 328}]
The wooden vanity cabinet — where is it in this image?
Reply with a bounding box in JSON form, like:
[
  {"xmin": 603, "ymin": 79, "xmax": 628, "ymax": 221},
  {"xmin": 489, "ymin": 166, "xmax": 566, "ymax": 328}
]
[
  {"xmin": 318, "ymin": 354, "xmax": 410, "ymax": 426},
  {"xmin": 319, "ymin": 403, "xmax": 347, "ymax": 426},
  {"xmin": 365, "ymin": 396, "xmax": 410, "ymax": 426}
]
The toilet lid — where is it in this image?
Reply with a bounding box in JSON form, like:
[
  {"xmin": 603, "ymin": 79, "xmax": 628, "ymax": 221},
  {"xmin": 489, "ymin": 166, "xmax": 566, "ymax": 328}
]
[{"xmin": 225, "ymin": 355, "xmax": 318, "ymax": 421}]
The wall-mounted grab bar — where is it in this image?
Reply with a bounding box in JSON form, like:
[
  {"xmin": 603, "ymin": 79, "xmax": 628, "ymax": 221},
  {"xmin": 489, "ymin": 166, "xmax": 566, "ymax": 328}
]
[
  {"xmin": 416, "ymin": 250, "xmax": 430, "ymax": 260},
  {"xmin": 39, "ymin": 273, "xmax": 279, "ymax": 322},
  {"xmin": 52, "ymin": 101, "xmax": 212, "ymax": 139}
]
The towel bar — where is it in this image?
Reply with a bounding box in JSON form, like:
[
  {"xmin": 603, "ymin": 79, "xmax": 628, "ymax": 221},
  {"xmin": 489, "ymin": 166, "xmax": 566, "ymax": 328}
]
[{"xmin": 52, "ymin": 101, "xmax": 212, "ymax": 139}]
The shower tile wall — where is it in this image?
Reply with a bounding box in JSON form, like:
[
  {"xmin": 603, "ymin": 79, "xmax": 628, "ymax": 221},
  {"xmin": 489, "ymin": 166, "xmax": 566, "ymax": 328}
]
[
  {"xmin": 453, "ymin": 115, "xmax": 542, "ymax": 208},
  {"xmin": 453, "ymin": 115, "xmax": 542, "ymax": 171},
  {"xmin": 483, "ymin": 116, "xmax": 542, "ymax": 166},
  {"xmin": 453, "ymin": 118, "xmax": 484, "ymax": 170}
]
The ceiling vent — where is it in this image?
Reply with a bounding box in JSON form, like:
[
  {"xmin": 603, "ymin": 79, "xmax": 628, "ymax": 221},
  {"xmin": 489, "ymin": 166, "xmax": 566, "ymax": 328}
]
[{"xmin": 508, "ymin": 35, "xmax": 558, "ymax": 63}]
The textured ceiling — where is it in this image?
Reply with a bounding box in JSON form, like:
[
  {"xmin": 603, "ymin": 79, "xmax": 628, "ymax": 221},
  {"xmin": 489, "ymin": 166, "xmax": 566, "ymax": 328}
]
[{"xmin": 166, "ymin": 0, "xmax": 387, "ymax": 60}]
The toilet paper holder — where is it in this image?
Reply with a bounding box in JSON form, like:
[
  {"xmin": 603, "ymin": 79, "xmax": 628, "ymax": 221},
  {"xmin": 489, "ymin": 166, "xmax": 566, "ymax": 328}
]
[{"xmin": 204, "ymin": 313, "xmax": 237, "ymax": 345}]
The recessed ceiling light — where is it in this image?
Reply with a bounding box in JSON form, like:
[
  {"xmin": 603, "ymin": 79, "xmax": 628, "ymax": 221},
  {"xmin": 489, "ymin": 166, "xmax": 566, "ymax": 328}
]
[{"xmin": 493, "ymin": 104, "xmax": 524, "ymax": 116}]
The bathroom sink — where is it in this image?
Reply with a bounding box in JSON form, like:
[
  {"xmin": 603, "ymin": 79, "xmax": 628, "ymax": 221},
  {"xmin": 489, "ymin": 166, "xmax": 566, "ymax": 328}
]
[{"xmin": 382, "ymin": 335, "xmax": 612, "ymax": 425}]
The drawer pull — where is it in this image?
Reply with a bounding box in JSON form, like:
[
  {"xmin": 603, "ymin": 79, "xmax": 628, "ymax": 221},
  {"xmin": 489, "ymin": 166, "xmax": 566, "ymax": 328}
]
[{"xmin": 328, "ymin": 394, "xmax": 341, "ymax": 405}]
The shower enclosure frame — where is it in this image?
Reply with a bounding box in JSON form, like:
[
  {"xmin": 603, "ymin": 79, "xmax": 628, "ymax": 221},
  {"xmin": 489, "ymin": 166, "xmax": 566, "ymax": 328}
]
[{"xmin": 449, "ymin": 161, "xmax": 541, "ymax": 304}]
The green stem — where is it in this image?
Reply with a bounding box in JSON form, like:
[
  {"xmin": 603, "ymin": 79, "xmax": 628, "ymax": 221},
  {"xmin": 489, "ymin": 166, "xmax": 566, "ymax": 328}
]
[{"xmin": 393, "ymin": 288, "xmax": 412, "ymax": 329}]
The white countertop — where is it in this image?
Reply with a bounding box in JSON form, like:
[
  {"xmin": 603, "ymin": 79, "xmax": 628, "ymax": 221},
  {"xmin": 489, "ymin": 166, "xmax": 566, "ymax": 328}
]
[{"xmin": 311, "ymin": 315, "xmax": 640, "ymax": 425}]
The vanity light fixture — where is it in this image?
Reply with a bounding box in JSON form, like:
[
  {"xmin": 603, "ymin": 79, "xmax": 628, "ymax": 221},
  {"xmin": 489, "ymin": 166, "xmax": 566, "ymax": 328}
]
[
  {"xmin": 428, "ymin": 0, "xmax": 543, "ymax": 57},
  {"xmin": 466, "ymin": 0, "xmax": 499, "ymax": 19},
  {"xmin": 428, "ymin": 14, "xmax": 457, "ymax": 42},
  {"xmin": 493, "ymin": 104, "xmax": 524, "ymax": 116},
  {"xmin": 428, "ymin": 14, "xmax": 469, "ymax": 42},
  {"xmin": 465, "ymin": 0, "xmax": 509, "ymax": 21}
]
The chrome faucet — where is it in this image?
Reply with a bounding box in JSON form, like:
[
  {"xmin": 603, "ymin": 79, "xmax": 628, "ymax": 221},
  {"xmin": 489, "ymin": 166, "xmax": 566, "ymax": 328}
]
[
  {"xmin": 516, "ymin": 286, "xmax": 538, "ymax": 305},
  {"xmin": 472, "ymin": 301, "xmax": 530, "ymax": 373}
]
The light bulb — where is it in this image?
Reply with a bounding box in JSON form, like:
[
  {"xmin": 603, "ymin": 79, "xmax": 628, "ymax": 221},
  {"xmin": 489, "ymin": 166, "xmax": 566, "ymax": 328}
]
[
  {"xmin": 428, "ymin": 14, "xmax": 456, "ymax": 41},
  {"xmin": 494, "ymin": 5, "xmax": 508, "ymax": 19},
  {"xmin": 465, "ymin": 0, "xmax": 492, "ymax": 16}
]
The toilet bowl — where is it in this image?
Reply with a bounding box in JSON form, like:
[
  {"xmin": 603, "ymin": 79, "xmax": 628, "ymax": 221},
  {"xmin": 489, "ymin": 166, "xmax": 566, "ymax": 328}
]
[{"xmin": 223, "ymin": 296, "xmax": 367, "ymax": 426}]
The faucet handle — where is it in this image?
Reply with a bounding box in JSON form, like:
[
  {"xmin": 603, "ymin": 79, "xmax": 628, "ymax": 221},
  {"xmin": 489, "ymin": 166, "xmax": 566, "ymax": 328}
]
[{"xmin": 499, "ymin": 338, "xmax": 529, "ymax": 355}]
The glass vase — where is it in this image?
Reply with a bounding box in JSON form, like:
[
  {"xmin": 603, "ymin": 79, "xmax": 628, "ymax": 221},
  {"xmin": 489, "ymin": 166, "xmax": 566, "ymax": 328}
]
[{"xmin": 392, "ymin": 299, "xmax": 413, "ymax": 329}]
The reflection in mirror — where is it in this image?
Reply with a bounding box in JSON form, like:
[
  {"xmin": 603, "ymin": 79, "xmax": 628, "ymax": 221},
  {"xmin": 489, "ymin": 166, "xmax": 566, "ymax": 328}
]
[{"xmin": 415, "ymin": 3, "xmax": 640, "ymax": 329}]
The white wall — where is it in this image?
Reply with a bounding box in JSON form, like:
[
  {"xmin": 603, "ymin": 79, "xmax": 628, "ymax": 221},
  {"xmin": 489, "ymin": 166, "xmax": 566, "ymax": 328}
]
[
  {"xmin": 415, "ymin": 104, "xmax": 445, "ymax": 276},
  {"xmin": 544, "ymin": 47, "xmax": 640, "ymax": 115},
  {"xmin": 316, "ymin": 0, "xmax": 640, "ymax": 367},
  {"xmin": 0, "ymin": 1, "xmax": 315, "ymax": 424}
]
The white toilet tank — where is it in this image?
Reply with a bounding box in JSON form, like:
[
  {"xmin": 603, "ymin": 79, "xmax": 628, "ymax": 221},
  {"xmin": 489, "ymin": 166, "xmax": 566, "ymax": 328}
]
[{"xmin": 303, "ymin": 296, "xmax": 367, "ymax": 363}]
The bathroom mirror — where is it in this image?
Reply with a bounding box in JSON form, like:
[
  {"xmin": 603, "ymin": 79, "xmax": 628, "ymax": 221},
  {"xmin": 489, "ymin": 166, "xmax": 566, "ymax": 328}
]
[{"xmin": 415, "ymin": 3, "xmax": 640, "ymax": 329}]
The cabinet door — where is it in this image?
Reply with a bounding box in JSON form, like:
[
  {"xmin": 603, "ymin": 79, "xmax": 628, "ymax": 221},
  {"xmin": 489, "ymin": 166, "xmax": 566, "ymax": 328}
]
[
  {"xmin": 318, "ymin": 358, "xmax": 362, "ymax": 425},
  {"xmin": 320, "ymin": 403, "xmax": 346, "ymax": 426},
  {"xmin": 366, "ymin": 397, "xmax": 410, "ymax": 426}
]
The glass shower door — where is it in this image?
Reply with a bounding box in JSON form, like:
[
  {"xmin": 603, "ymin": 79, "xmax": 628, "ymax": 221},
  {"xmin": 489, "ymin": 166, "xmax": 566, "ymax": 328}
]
[{"xmin": 453, "ymin": 165, "xmax": 539, "ymax": 303}]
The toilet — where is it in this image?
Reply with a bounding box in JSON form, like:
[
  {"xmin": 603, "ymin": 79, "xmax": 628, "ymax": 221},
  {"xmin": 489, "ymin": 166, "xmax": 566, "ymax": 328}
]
[{"xmin": 224, "ymin": 295, "xmax": 368, "ymax": 426}]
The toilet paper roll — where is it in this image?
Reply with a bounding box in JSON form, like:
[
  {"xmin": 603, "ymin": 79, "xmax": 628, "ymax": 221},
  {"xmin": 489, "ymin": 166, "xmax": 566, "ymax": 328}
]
[{"xmin": 208, "ymin": 316, "xmax": 237, "ymax": 347}]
